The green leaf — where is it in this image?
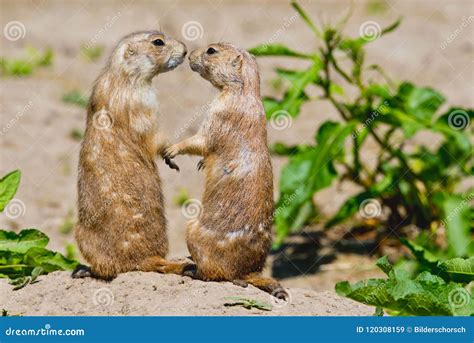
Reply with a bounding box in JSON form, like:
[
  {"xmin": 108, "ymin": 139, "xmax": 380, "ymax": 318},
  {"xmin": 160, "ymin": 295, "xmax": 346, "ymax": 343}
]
[
  {"xmin": 30, "ymin": 266, "xmax": 44, "ymax": 282},
  {"xmin": 224, "ymin": 297, "xmax": 272, "ymax": 311},
  {"xmin": 1, "ymin": 48, "xmax": 53, "ymax": 77},
  {"xmin": 10, "ymin": 276, "xmax": 30, "ymax": 290},
  {"xmin": 248, "ymin": 44, "xmax": 312, "ymax": 59},
  {"xmin": 397, "ymin": 82, "xmax": 445, "ymax": 121},
  {"xmin": 336, "ymin": 257, "xmax": 474, "ymax": 316},
  {"xmin": 274, "ymin": 122, "xmax": 355, "ymax": 244},
  {"xmin": 341, "ymin": 18, "xmax": 401, "ymax": 53},
  {"xmin": 290, "ymin": 1, "xmax": 322, "ymax": 37},
  {"xmin": 23, "ymin": 247, "xmax": 78, "ymax": 273},
  {"xmin": 380, "ymin": 83, "xmax": 448, "ymax": 138},
  {"xmin": 0, "ymin": 229, "xmax": 49, "ymax": 254},
  {"xmin": 62, "ymin": 90, "xmax": 89, "ymax": 108},
  {"xmin": 400, "ymin": 238, "xmax": 439, "ymax": 270},
  {"xmin": 325, "ymin": 191, "xmax": 373, "ymax": 228},
  {"xmin": 380, "ymin": 18, "xmax": 402, "ymax": 36},
  {"xmin": 364, "ymin": 84, "xmax": 392, "ymax": 99},
  {"xmin": 269, "ymin": 142, "xmax": 309, "ymax": 156},
  {"xmin": 265, "ymin": 63, "xmax": 321, "ymax": 119},
  {"xmin": 437, "ymin": 194, "xmax": 472, "ymax": 257},
  {"xmin": 375, "ymin": 256, "xmax": 393, "ymax": 276},
  {"xmin": 325, "ymin": 169, "xmax": 396, "ymax": 228},
  {"xmin": 433, "ymin": 108, "xmax": 473, "ymax": 158},
  {"xmin": 438, "ymin": 258, "xmax": 474, "ymax": 283},
  {"xmin": 373, "ymin": 306, "xmax": 384, "ymax": 316},
  {"xmin": 0, "ymin": 170, "xmax": 21, "ymax": 211},
  {"xmin": 0, "ymin": 229, "xmax": 79, "ymax": 285}
]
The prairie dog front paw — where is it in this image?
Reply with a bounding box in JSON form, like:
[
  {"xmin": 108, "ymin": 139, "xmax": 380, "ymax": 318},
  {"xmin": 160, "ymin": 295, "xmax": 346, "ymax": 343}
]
[{"xmin": 164, "ymin": 144, "xmax": 181, "ymax": 159}]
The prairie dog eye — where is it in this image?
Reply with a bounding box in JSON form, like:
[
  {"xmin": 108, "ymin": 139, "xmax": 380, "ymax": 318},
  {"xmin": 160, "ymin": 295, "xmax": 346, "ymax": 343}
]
[
  {"xmin": 152, "ymin": 39, "xmax": 165, "ymax": 46},
  {"xmin": 206, "ymin": 47, "xmax": 217, "ymax": 55}
]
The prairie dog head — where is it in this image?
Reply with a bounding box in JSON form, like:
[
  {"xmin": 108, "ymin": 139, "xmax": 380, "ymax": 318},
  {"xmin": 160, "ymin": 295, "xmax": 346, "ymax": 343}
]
[
  {"xmin": 189, "ymin": 43, "xmax": 259, "ymax": 94},
  {"xmin": 109, "ymin": 31, "xmax": 187, "ymax": 80}
]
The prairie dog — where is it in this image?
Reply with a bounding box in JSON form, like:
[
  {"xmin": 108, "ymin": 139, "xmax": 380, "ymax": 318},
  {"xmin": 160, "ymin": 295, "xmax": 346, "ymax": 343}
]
[
  {"xmin": 74, "ymin": 31, "xmax": 188, "ymax": 279},
  {"xmin": 165, "ymin": 43, "xmax": 287, "ymax": 298}
]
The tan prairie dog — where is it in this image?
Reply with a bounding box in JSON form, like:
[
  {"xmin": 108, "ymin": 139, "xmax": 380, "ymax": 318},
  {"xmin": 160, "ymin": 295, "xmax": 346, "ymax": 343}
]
[
  {"xmin": 74, "ymin": 31, "xmax": 189, "ymax": 280},
  {"xmin": 165, "ymin": 43, "xmax": 287, "ymax": 298}
]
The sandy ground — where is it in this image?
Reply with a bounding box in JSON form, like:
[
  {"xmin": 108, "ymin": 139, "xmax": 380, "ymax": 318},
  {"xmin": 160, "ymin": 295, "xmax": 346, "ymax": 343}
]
[
  {"xmin": 0, "ymin": 0, "xmax": 473, "ymax": 315},
  {"xmin": 0, "ymin": 271, "xmax": 372, "ymax": 316}
]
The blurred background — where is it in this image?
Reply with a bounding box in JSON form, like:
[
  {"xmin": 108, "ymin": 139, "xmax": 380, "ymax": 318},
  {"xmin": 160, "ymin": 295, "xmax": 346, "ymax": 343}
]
[{"xmin": 1, "ymin": 0, "xmax": 472, "ymax": 292}]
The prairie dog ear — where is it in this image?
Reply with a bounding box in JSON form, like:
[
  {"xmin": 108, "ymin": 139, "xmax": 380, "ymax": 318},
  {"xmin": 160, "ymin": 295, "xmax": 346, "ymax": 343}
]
[
  {"xmin": 124, "ymin": 42, "xmax": 136, "ymax": 59},
  {"xmin": 231, "ymin": 54, "xmax": 243, "ymax": 67}
]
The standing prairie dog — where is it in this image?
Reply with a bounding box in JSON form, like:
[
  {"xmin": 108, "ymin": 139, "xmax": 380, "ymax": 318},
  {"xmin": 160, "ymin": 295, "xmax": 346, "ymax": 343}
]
[
  {"xmin": 74, "ymin": 31, "xmax": 188, "ymax": 279},
  {"xmin": 165, "ymin": 43, "xmax": 287, "ymax": 298}
]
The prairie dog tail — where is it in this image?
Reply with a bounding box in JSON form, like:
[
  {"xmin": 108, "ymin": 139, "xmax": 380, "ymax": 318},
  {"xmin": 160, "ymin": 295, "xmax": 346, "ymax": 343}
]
[
  {"xmin": 139, "ymin": 255, "xmax": 192, "ymax": 275},
  {"xmin": 243, "ymin": 273, "xmax": 289, "ymax": 300}
]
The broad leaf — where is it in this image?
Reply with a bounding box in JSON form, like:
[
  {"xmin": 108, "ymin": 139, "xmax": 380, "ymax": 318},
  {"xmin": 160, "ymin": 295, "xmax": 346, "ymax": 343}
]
[
  {"xmin": 381, "ymin": 83, "xmax": 447, "ymax": 138},
  {"xmin": 336, "ymin": 257, "xmax": 474, "ymax": 316},
  {"xmin": 400, "ymin": 238, "xmax": 439, "ymax": 270},
  {"xmin": 433, "ymin": 108, "xmax": 473, "ymax": 159},
  {"xmin": 0, "ymin": 229, "xmax": 79, "ymax": 285},
  {"xmin": 395, "ymin": 83, "xmax": 445, "ymax": 121},
  {"xmin": 274, "ymin": 122, "xmax": 355, "ymax": 244},
  {"xmin": 23, "ymin": 247, "xmax": 78, "ymax": 273},
  {"xmin": 0, "ymin": 170, "xmax": 21, "ymax": 212},
  {"xmin": 0, "ymin": 229, "xmax": 49, "ymax": 254},
  {"xmin": 436, "ymin": 194, "xmax": 472, "ymax": 257},
  {"xmin": 438, "ymin": 258, "xmax": 474, "ymax": 283}
]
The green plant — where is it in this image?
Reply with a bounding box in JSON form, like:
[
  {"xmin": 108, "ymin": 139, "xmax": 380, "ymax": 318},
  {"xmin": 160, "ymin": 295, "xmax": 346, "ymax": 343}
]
[
  {"xmin": 0, "ymin": 170, "xmax": 20, "ymax": 212},
  {"xmin": 80, "ymin": 44, "xmax": 104, "ymax": 62},
  {"xmin": 62, "ymin": 90, "xmax": 89, "ymax": 108},
  {"xmin": 64, "ymin": 243, "xmax": 77, "ymax": 260},
  {"xmin": 70, "ymin": 128, "xmax": 84, "ymax": 141},
  {"xmin": 58, "ymin": 209, "xmax": 75, "ymax": 234},
  {"xmin": 0, "ymin": 170, "xmax": 79, "ymax": 289},
  {"xmin": 250, "ymin": 2, "xmax": 473, "ymax": 249},
  {"xmin": 173, "ymin": 188, "xmax": 190, "ymax": 206},
  {"xmin": 336, "ymin": 256, "xmax": 473, "ymax": 316},
  {"xmin": 0, "ymin": 47, "xmax": 53, "ymax": 77},
  {"xmin": 224, "ymin": 297, "xmax": 272, "ymax": 311}
]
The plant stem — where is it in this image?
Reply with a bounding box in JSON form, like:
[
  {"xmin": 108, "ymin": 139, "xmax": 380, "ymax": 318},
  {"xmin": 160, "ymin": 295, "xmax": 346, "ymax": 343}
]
[
  {"xmin": 0, "ymin": 264, "xmax": 28, "ymax": 269},
  {"xmin": 321, "ymin": 36, "xmax": 431, "ymax": 225}
]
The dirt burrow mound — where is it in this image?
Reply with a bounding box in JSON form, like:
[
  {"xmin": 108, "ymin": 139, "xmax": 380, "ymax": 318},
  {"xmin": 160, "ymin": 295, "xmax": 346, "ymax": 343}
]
[{"xmin": 0, "ymin": 271, "xmax": 371, "ymax": 316}]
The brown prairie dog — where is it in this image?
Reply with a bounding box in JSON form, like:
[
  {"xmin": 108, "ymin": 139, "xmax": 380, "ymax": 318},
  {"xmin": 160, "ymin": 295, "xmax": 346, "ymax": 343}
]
[
  {"xmin": 165, "ymin": 43, "xmax": 287, "ymax": 298},
  {"xmin": 74, "ymin": 31, "xmax": 188, "ymax": 280}
]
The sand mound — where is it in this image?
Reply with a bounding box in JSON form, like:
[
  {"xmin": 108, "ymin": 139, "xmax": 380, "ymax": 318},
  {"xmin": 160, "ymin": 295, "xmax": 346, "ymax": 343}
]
[{"xmin": 0, "ymin": 271, "xmax": 371, "ymax": 316}]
